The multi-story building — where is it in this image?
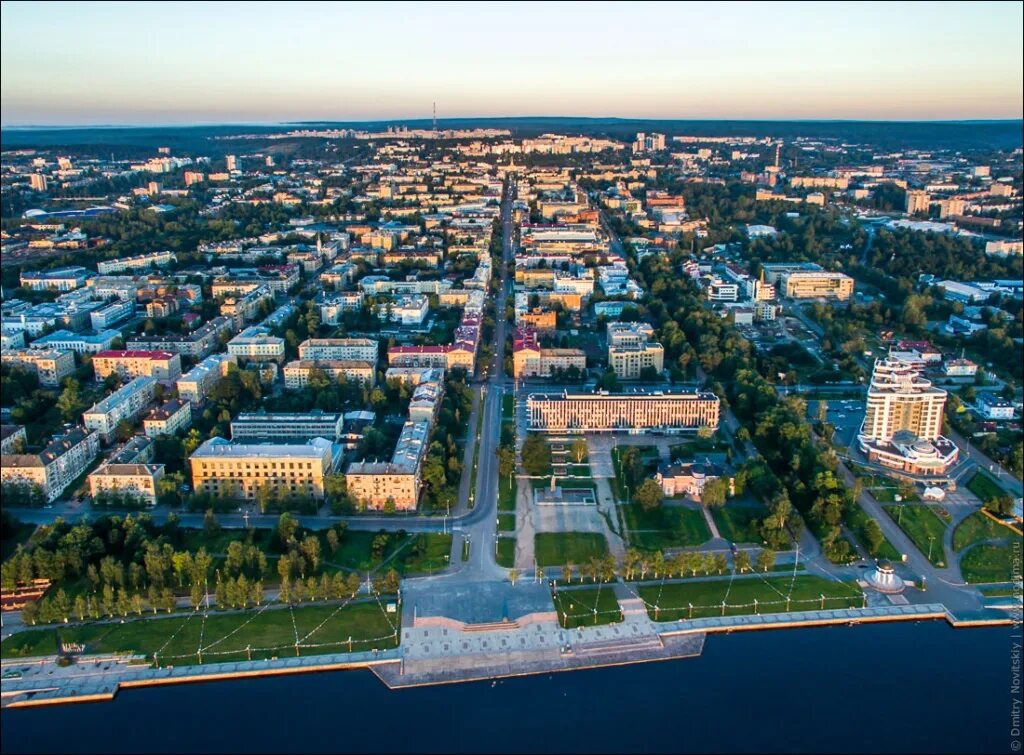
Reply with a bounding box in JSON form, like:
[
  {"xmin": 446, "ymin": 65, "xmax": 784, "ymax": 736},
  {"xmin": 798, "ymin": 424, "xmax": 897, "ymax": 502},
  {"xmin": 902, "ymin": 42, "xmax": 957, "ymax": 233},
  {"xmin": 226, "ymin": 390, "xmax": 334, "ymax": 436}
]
[
  {"xmin": 974, "ymin": 393, "xmax": 1016, "ymax": 421},
  {"xmin": 126, "ymin": 316, "xmax": 234, "ymax": 359},
  {"xmin": 606, "ymin": 322, "xmax": 664, "ymax": 379},
  {"xmin": 0, "ymin": 425, "xmax": 28, "ymax": 455},
  {"xmin": 96, "ymin": 251, "xmax": 176, "ymax": 275},
  {"xmin": 345, "ymin": 420, "xmax": 429, "ymax": 510},
  {"xmin": 0, "ymin": 426, "xmax": 100, "ymax": 502},
  {"xmin": 1, "ymin": 348, "xmax": 75, "ymax": 387},
  {"xmin": 857, "ymin": 358, "xmax": 958, "ymax": 476},
  {"xmin": 761, "ymin": 263, "xmax": 855, "ymax": 301},
  {"xmin": 175, "ymin": 353, "xmax": 238, "ymax": 404},
  {"xmin": 142, "ymin": 398, "xmax": 193, "ymax": 438},
  {"xmin": 227, "ymin": 326, "xmax": 286, "ymax": 362},
  {"xmin": 19, "ymin": 266, "xmax": 92, "ymax": 292},
  {"xmin": 318, "ymin": 292, "xmax": 364, "ymax": 324},
  {"xmin": 283, "ymin": 359, "xmax": 375, "ymax": 388},
  {"xmin": 388, "ymin": 345, "xmax": 449, "ymax": 370},
  {"xmin": 527, "ymin": 390, "xmax": 720, "ymax": 433},
  {"xmin": 230, "ymin": 411, "xmax": 345, "ymax": 442},
  {"xmin": 88, "ymin": 463, "xmax": 165, "ymax": 506},
  {"xmin": 93, "ymin": 350, "xmax": 182, "ymax": 382},
  {"xmin": 82, "ymin": 376, "xmax": 158, "ymax": 443},
  {"xmin": 905, "ymin": 190, "xmax": 931, "ymax": 215},
  {"xmin": 30, "ymin": 329, "xmax": 120, "ymax": 354},
  {"xmin": 189, "ymin": 437, "xmax": 334, "ymax": 501},
  {"xmin": 220, "ymin": 286, "xmax": 274, "ymax": 329},
  {"xmin": 89, "ymin": 298, "xmax": 135, "ymax": 330},
  {"xmin": 376, "ymin": 294, "xmax": 429, "ymax": 325},
  {"xmin": 298, "ymin": 338, "xmax": 378, "ymax": 363},
  {"xmin": 512, "ymin": 327, "xmax": 586, "ymax": 379}
]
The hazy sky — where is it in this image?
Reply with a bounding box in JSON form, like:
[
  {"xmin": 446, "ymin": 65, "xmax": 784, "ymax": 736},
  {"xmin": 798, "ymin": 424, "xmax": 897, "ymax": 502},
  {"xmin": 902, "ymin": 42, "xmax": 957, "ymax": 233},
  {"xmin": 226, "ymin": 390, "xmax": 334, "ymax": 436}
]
[{"xmin": 2, "ymin": 1, "xmax": 1022, "ymax": 125}]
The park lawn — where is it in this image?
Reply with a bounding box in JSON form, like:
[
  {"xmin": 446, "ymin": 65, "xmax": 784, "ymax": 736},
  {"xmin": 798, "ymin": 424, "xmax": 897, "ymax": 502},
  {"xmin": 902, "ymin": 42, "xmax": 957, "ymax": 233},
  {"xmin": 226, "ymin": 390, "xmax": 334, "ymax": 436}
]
[
  {"xmin": 670, "ymin": 437, "xmax": 726, "ymax": 459},
  {"xmin": 0, "ymin": 601, "xmax": 400, "ymax": 664},
  {"xmin": 979, "ymin": 585, "xmax": 1021, "ymax": 597},
  {"xmin": 638, "ymin": 574, "xmax": 863, "ymax": 622},
  {"xmin": 711, "ymin": 504, "xmax": 767, "ymax": 545},
  {"xmin": 621, "ymin": 504, "xmax": 711, "ymax": 551},
  {"xmin": 498, "ymin": 476, "xmax": 517, "ymax": 512},
  {"xmin": 495, "ymin": 536, "xmax": 516, "ymax": 568},
  {"xmin": 1, "ymin": 522, "xmax": 37, "ymax": 561},
  {"xmin": 960, "ymin": 544, "xmax": 1017, "ymax": 584},
  {"xmin": 502, "ymin": 394, "xmax": 514, "ymax": 419},
  {"xmin": 553, "ymin": 587, "xmax": 622, "ymax": 629},
  {"xmin": 843, "ymin": 505, "xmax": 901, "ymax": 562},
  {"xmin": 534, "ymin": 532, "xmax": 609, "ymax": 568},
  {"xmin": 953, "ymin": 511, "xmax": 1013, "ymax": 552},
  {"xmin": 967, "ymin": 471, "xmax": 1006, "ymax": 505},
  {"xmin": 396, "ymin": 534, "xmax": 453, "ymax": 575},
  {"xmin": 882, "ymin": 505, "xmax": 949, "ymax": 567},
  {"xmin": 497, "ymin": 514, "xmax": 516, "ymax": 533},
  {"xmin": 177, "ymin": 527, "xmax": 278, "ymax": 557}
]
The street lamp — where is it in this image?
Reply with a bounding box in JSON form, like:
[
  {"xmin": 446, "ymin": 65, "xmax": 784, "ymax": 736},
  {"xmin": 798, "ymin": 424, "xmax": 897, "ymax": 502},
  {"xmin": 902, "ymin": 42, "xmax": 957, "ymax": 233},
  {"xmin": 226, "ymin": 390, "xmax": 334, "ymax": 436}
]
[{"xmin": 927, "ymin": 534, "xmax": 935, "ymax": 563}]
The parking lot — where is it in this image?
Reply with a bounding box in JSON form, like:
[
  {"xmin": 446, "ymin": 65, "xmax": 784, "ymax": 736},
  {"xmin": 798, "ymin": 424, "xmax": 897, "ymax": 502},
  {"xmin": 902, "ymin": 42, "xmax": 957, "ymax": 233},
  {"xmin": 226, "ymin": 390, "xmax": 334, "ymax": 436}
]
[{"xmin": 807, "ymin": 398, "xmax": 865, "ymax": 450}]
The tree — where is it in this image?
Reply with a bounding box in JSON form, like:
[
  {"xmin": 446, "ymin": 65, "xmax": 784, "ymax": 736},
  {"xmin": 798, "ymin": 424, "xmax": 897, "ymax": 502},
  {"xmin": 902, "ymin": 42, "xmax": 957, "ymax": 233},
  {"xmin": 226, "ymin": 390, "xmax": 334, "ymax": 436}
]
[
  {"xmin": 634, "ymin": 479, "xmax": 664, "ymax": 511},
  {"xmin": 57, "ymin": 379, "xmax": 85, "ymax": 422},
  {"xmin": 203, "ymin": 508, "xmax": 219, "ymax": 537},
  {"xmin": 756, "ymin": 548, "xmax": 776, "ymax": 573},
  {"xmin": 497, "ymin": 446, "xmax": 516, "ymax": 479},
  {"xmin": 520, "ymin": 434, "xmax": 552, "ymax": 476},
  {"xmin": 345, "ymin": 572, "xmax": 361, "ymax": 597},
  {"xmin": 862, "ymin": 519, "xmax": 885, "ymax": 556},
  {"xmin": 734, "ymin": 550, "xmax": 752, "ymax": 573},
  {"xmin": 277, "ymin": 512, "xmax": 299, "ymax": 547},
  {"xmin": 326, "ymin": 528, "xmax": 340, "ymax": 554},
  {"xmin": 701, "ymin": 478, "xmax": 729, "ymax": 507},
  {"xmin": 570, "ymin": 439, "xmax": 588, "ymax": 464}
]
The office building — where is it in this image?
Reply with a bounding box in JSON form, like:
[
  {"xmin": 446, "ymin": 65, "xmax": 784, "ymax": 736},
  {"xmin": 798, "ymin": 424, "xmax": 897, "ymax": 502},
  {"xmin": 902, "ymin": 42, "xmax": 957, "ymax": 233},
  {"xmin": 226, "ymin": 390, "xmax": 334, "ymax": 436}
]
[
  {"xmin": 189, "ymin": 436, "xmax": 334, "ymax": 501},
  {"xmin": 527, "ymin": 390, "xmax": 720, "ymax": 433},
  {"xmin": 230, "ymin": 411, "xmax": 345, "ymax": 442}
]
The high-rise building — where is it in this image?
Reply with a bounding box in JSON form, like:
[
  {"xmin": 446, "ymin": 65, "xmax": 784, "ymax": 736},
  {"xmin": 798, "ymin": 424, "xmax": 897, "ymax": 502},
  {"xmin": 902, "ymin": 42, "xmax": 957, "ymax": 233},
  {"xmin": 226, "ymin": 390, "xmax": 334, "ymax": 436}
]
[
  {"xmin": 857, "ymin": 358, "xmax": 959, "ymax": 476},
  {"xmin": 905, "ymin": 189, "xmax": 931, "ymax": 215},
  {"xmin": 30, "ymin": 174, "xmax": 48, "ymax": 191},
  {"xmin": 527, "ymin": 390, "xmax": 719, "ymax": 433}
]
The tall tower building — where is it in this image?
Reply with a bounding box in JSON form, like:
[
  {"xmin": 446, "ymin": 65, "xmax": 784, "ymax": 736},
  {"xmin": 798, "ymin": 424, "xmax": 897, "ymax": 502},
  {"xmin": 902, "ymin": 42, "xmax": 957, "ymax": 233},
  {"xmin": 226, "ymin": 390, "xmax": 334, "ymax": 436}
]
[
  {"xmin": 226, "ymin": 154, "xmax": 238, "ymax": 172},
  {"xmin": 905, "ymin": 190, "xmax": 930, "ymax": 215},
  {"xmin": 30, "ymin": 174, "xmax": 48, "ymax": 191},
  {"xmin": 857, "ymin": 358, "xmax": 958, "ymax": 476}
]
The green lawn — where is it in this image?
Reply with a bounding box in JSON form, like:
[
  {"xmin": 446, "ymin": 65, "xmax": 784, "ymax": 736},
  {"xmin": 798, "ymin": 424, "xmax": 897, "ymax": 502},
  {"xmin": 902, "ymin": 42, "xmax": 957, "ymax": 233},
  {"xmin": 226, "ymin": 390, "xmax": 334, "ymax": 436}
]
[
  {"xmin": 495, "ymin": 536, "xmax": 516, "ymax": 568},
  {"xmin": 711, "ymin": 504, "xmax": 767, "ymax": 545},
  {"xmin": 534, "ymin": 532, "xmax": 609, "ymax": 568},
  {"xmin": 553, "ymin": 587, "xmax": 622, "ymax": 628},
  {"xmin": 670, "ymin": 437, "xmax": 726, "ymax": 460},
  {"xmin": 0, "ymin": 601, "xmax": 400, "ymax": 664},
  {"xmin": 979, "ymin": 585, "xmax": 1022, "ymax": 597},
  {"xmin": 177, "ymin": 528, "xmax": 277, "ymax": 557},
  {"xmin": 638, "ymin": 575, "xmax": 863, "ymax": 621},
  {"xmin": 325, "ymin": 531, "xmax": 452, "ymax": 575},
  {"xmin": 497, "ymin": 514, "xmax": 516, "ymax": 533},
  {"xmin": 498, "ymin": 476, "xmax": 517, "ymax": 512},
  {"xmin": 953, "ymin": 511, "xmax": 1013, "ymax": 552},
  {"xmin": 882, "ymin": 505, "xmax": 949, "ymax": 567},
  {"xmin": 502, "ymin": 394, "xmax": 514, "ymax": 419},
  {"xmin": 967, "ymin": 471, "xmax": 1007, "ymax": 505},
  {"xmin": 844, "ymin": 505, "xmax": 901, "ymax": 562},
  {"xmin": 610, "ymin": 446, "xmax": 659, "ymax": 502},
  {"xmin": 621, "ymin": 504, "xmax": 711, "ymax": 551},
  {"xmin": 960, "ymin": 544, "xmax": 1018, "ymax": 584}
]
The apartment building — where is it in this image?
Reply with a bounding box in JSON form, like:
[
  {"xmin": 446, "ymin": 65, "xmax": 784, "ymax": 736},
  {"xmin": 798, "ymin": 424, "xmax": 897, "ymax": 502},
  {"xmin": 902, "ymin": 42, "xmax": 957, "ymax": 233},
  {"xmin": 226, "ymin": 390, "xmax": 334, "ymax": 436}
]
[
  {"xmin": 220, "ymin": 286, "xmax": 274, "ymax": 329},
  {"xmin": 30, "ymin": 329, "xmax": 120, "ymax": 354},
  {"xmin": 88, "ymin": 463, "xmax": 165, "ymax": 506},
  {"xmin": 1, "ymin": 348, "xmax": 75, "ymax": 387},
  {"xmin": 82, "ymin": 376, "xmax": 157, "ymax": 442},
  {"xmin": 230, "ymin": 411, "xmax": 344, "ymax": 442},
  {"xmin": 512, "ymin": 328, "xmax": 586, "ymax": 379},
  {"xmin": 19, "ymin": 266, "xmax": 92, "ymax": 292},
  {"xmin": 0, "ymin": 426, "xmax": 100, "ymax": 502},
  {"xmin": 283, "ymin": 359, "xmax": 375, "ymax": 388},
  {"xmin": 0, "ymin": 425, "xmax": 27, "ymax": 455},
  {"xmin": 318, "ymin": 292, "xmax": 364, "ymax": 324},
  {"xmin": 189, "ymin": 436, "xmax": 334, "ymax": 501},
  {"xmin": 175, "ymin": 353, "xmax": 238, "ymax": 404},
  {"xmin": 606, "ymin": 322, "xmax": 664, "ymax": 379},
  {"xmin": 857, "ymin": 358, "xmax": 958, "ymax": 476},
  {"xmin": 96, "ymin": 251, "xmax": 176, "ymax": 274},
  {"xmin": 227, "ymin": 326, "xmax": 286, "ymax": 362},
  {"xmin": 527, "ymin": 390, "xmax": 720, "ymax": 433},
  {"xmin": 90, "ymin": 298, "xmax": 135, "ymax": 330},
  {"xmin": 142, "ymin": 398, "xmax": 192, "ymax": 438},
  {"xmin": 127, "ymin": 316, "xmax": 233, "ymax": 359},
  {"xmin": 93, "ymin": 350, "xmax": 182, "ymax": 382},
  {"xmin": 345, "ymin": 420, "xmax": 429, "ymax": 510},
  {"xmin": 905, "ymin": 190, "xmax": 931, "ymax": 215},
  {"xmin": 298, "ymin": 338, "xmax": 378, "ymax": 363}
]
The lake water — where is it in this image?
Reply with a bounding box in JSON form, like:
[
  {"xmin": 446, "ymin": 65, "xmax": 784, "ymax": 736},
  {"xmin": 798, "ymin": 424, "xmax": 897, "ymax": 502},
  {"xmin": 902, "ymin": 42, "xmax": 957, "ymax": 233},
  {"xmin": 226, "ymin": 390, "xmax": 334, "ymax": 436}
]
[{"xmin": 1, "ymin": 620, "xmax": 1016, "ymax": 754}]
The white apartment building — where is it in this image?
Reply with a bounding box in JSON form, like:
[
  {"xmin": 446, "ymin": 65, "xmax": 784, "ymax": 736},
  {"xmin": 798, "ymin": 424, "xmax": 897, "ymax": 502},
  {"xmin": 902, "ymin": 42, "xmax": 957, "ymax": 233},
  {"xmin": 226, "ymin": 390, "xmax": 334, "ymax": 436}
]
[
  {"xmin": 227, "ymin": 326, "xmax": 286, "ymax": 362},
  {"xmin": 298, "ymin": 338, "xmax": 378, "ymax": 363},
  {"xmin": 143, "ymin": 398, "xmax": 193, "ymax": 438},
  {"xmin": 175, "ymin": 353, "xmax": 238, "ymax": 403},
  {"xmin": 1, "ymin": 349, "xmax": 76, "ymax": 387},
  {"xmin": 83, "ymin": 376, "xmax": 158, "ymax": 442},
  {"xmin": 0, "ymin": 426, "xmax": 100, "ymax": 502}
]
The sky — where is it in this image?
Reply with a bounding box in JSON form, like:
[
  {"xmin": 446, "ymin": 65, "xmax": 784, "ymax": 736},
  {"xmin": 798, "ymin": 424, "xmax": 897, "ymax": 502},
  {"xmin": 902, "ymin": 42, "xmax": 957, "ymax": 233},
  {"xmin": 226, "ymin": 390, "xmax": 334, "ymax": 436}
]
[{"xmin": 2, "ymin": 1, "xmax": 1022, "ymax": 126}]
